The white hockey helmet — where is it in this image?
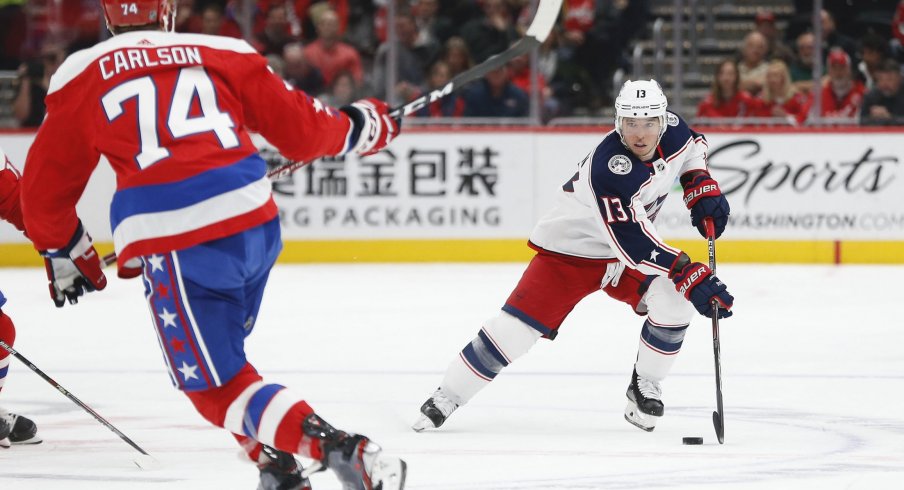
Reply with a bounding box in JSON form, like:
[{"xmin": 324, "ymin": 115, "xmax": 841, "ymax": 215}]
[{"xmin": 614, "ymin": 79, "xmax": 669, "ymax": 148}]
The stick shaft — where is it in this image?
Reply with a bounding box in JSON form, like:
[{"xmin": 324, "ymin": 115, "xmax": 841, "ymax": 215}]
[
  {"xmin": 704, "ymin": 218, "xmax": 725, "ymax": 442},
  {"xmin": 0, "ymin": 339, "xmax": 151, "ymax": 456}
]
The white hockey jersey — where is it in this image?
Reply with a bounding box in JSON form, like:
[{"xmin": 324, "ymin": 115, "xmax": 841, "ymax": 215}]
[{"xmin": 529, "ymin": 112, "xmax": 708, "ymax": 276}]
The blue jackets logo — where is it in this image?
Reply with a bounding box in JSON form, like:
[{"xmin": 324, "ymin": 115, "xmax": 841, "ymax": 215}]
[{"xmin": 608, "ymin": 155, "xmax": 632, "ymax": 175}]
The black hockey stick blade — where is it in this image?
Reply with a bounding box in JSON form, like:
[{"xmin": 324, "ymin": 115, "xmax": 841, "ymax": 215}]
[
  {"xmin": 712, "ymin": 410, "xmax": 724, "ymax": 444},
  {"xmin": 390, "ymin": 0, "xmax": 562, "ymax": 118}
]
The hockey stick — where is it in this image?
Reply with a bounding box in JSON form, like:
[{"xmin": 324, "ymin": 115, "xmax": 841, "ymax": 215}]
[
  {"xmin": 0, "ymin": 339, "xmax": 159, "ymax": 468},
  {"xmin": 267, "ymin": 0, "xmax": 563, "ymax": 180},
  {"xmin": 704, "ymin": 218, "xmax": 725, "ymax": 444}
]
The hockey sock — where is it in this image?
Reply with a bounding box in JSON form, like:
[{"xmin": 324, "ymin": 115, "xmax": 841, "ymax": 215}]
[
  {"xmin": 185, "ymin": 363, "xmax": 323, "ymax": 460},
  {"xmin": 634, "ymin": 319, "xmax": 688, "ymax": 381},
  {"xmin": 235, "ymin": 433, "xmax": 264, "ymax": 462},
  {"xmin": 0, "ymin": 312, "xmax": 15, "ymax": 394},
  {"xmin": 440, "ymin": 311, "xmax": 541, "ymax": 405}
]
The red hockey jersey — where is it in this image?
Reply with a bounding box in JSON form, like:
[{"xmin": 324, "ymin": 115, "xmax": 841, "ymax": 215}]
[{"xmin": 21, "ymin": 31, "xmax": 357, "ymax": 268}]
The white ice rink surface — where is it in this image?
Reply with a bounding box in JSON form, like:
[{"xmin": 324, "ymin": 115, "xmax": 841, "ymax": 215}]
[{"xmin": 0, "ymin": 263, "xmax": 902, "ymax": 489}]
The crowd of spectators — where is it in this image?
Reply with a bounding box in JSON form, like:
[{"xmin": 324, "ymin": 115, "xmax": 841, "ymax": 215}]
[
  {"xmin": 696, "ymin": 5, "xmax": 904, "ymax": 125},
  {"xmin": 2, "ymin": 0, "xmax": 654, "ymax": 127},
  {"xmin": 3, "ymin": 0, "xmax": 904, "ymax": 127}
]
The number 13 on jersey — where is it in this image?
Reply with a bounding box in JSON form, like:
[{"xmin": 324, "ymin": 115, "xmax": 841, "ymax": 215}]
[{"xmin": 600, "ymin": 196, "xmax": 629, "ymax": 223}]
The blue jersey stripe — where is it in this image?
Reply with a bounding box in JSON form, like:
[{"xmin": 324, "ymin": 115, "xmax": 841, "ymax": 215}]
[
  {"xmin": 0, "ymin": 289, "xmax": 6, "ymax": 309},
  {"xmin": 110, "ymin": 154, "xmax": 267, "ymax": 229}
]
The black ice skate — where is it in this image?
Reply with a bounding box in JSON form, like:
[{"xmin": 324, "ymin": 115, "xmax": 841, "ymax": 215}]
[
  {"xmin": 301, "ymin": 414, "xmax": 406, "ymax": 490},
  {"xmin": 257, "ymin": 444, "xmax": 313, "ymax": 490},
  {"xmin": 411, "ymin": 388, "xmax": 459, "ymax": 432},
  {"xmin": 624, "ymin": 368, "xmax": 664, "ymax": 432},
  {"xmin": 1, "ymin": 412, "xmax": 41, "ymax": 445}
]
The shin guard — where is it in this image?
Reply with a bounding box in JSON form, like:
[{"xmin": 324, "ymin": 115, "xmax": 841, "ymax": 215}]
[
  {"xmin": 185, "ymin": 363, "xmax": 320, "ymax": 460},
  {"xmin": 635, "ymin": 320, "xmax": 688, "ymax": 381},
  {"xmin": 440, "ymin": 311, "xmax": 541, "ymax": 405}
]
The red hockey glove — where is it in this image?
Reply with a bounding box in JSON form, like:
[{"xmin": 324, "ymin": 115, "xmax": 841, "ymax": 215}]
[
  {"xmin": 680, "ymin": 170, "xmax": 730, "ymax": 239},
  {"xmin": 669, "ymin": 253, "xmax": 733, "ymax": 319},
  {"xmin": 340, "ymin": 98, "xmax": 401, "ymax": 156},
  {"xmin": 41, "ymin": 220, "xmax": 107, "ymax": 307}
]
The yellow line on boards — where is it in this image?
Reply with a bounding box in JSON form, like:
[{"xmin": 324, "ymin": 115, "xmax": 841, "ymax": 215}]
[{"xmin": 1, "ymin": 240, "xmax": 903, "ymax": 266}]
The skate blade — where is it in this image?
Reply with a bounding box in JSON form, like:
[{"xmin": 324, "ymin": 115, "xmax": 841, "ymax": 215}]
[
  {"xmin": 411, "ymin": 415, "xmax": 436, "ymax": 432},
  {"xmin": 371, "ymin": 453, "xmax": 407, "ymax": 490},
  {"xmin": 624, "ymin": 402, "xmax": 659, "ymax": 432},
  {"xmin": 10, "ymin": 435, "xmax": 42, "ymax": 445}
]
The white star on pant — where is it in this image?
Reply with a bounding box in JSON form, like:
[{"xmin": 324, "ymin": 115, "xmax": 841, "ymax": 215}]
[
  {"xmin": 650, "ymin": 249, "xmax": 660, "ymax": 261},
  {"xmin": 158, "ymin": 308, "xmax": 177, "ymax": 328},
  {"xmin": 177, "ymin": 361, "xmax": 200, "ymax": 381},
  {"xmin": 148, "ymin": 255, "xmax": 165, "ymax": 272}
]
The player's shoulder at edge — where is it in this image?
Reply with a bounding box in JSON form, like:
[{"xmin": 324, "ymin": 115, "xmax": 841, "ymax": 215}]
[
  {"xmin": 49, "ymin": 31, "xmax": 258, "ymax": 95},
  {"xmin": 658, "ymin": 110, "xmax": 702, "ymax": 157}
]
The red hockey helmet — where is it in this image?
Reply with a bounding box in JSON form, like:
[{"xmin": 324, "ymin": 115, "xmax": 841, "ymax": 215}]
[{"xmin": 101, "ymin": 0, "xmax": 177, "ymax": 33}]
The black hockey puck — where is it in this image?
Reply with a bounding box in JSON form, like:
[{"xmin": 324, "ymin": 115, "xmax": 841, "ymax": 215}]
[{"xmin": 682, "ymin": 437, "xmax": 703, "ymax": 445}]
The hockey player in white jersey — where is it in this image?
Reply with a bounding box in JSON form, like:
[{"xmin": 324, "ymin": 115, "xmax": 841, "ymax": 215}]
[{"xmin": 413, "ymin": 80, "xmax": 734, "ymax": 433}]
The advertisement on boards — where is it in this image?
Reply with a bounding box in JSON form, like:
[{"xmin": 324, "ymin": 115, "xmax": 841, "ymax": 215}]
[
  {"xmin": 256, "ymin": 133, "xmax": 537, "ymax": 239},
  {"xmin": 652, "ymin": 132, "xmax": 904, "ymax": 240},
  {"xmin": 2, "ymin": 129, "xmax": 903, "ymax": 245}
]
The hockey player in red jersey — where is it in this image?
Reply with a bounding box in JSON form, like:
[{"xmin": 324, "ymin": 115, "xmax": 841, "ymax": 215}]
[
  {"xmin": 19, "ymin": 1, "xmax": 404, "ymax": 488},
  {"xmin": 412, "ymin": 80, "xmax": 734, "ymax": 434},
  {"xmin": 0, "ymin": 146, "xmax": 42, "ymax": 448}
]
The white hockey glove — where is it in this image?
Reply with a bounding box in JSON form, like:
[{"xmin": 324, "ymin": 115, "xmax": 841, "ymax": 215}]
[
  {"xmin": 601, "ymin": 261, "xmax": 626, "ymax": 288},
  {"xmin": 41, "ymin": 220, "xmax": 107, "ymax": 307}
]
